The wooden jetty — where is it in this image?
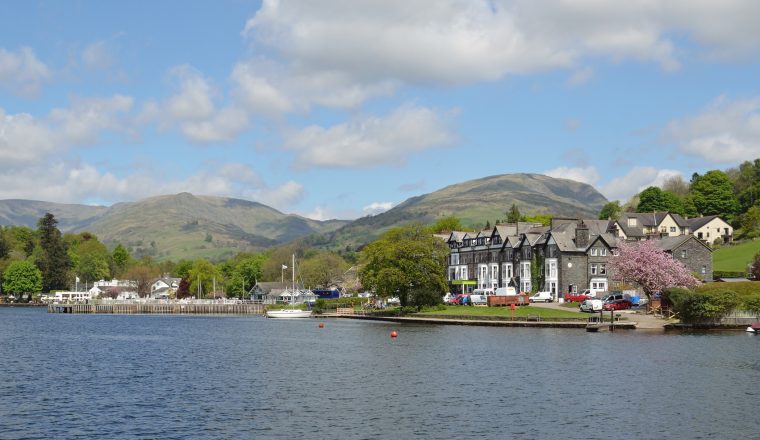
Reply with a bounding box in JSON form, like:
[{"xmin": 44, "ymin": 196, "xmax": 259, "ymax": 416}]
[{"xmin": 48, "ymin": 302, "xmax": 265, "ymax": 315}]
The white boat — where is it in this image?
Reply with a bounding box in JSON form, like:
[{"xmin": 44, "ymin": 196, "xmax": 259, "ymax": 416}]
[
  {"xmin": 266, "ymin": 308, "xmax": 313, "ymax": 319},
  {"xmin": 266, "ymin": 254, "xmax": 312, "ymax": 319}
]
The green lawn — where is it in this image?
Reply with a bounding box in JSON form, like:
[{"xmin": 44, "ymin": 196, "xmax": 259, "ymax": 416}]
[
  {"xmin": 713, "ymin": 240, "xmax": 760, "ymax": 272},
  {"xmin": 416, "ymin": 305, "xmax": 588, "ymax": 319}
]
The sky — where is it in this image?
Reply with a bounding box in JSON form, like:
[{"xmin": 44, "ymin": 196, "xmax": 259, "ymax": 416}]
[{"xmin": 2, "ymin": 1, "xmax": 760, "ymax": 220}]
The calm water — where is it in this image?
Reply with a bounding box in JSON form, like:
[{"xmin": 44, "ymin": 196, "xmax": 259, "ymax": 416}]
[{"xmin": 0, "ymin": 307, "xmax": 758, "ymax": 439}]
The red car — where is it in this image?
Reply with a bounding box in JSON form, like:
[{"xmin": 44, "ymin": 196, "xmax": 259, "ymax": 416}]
[
  {"xmin": 602, "ymin": 299, "xmax": 632, "ymax": 311},
  {"xmin": 564, "ymin": 293, "xmax": 592, "ymax": 303}
]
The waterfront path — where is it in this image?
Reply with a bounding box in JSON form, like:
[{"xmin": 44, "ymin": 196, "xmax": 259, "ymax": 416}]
[{"xmin": 328, "ymin": 313, "xmax": 638, "ymax": 329}]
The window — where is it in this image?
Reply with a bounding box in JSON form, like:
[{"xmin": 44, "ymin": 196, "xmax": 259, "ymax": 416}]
[
  {"xmin": 701, "ymin": 265, "xmax": 706, "ymax": 275},
  {"xmin": 590, "ymin": 248, "xmax": 598, "ymax": 256},
  {"xmin": 520, "ymin": 261, "xmax": 531, "ymax": 279},
  {"xmin": 590, "ymin": 263, "xmax": 607, "ymax": 275},
  {"xmin": 502, "ymin": 263, "xmax": 513, "ymax": 281},
  {"xmin": 600, "ymin": 248, "xmax": 607, "ymax": 256},
  {"xmin": 680, "ymin": 250, "xmax": 687, "ymax": 258},
  {"xmin": 461, "ymin": 267, "xmax": 467, "ymax": 280},
  {"xmin": 670, "ymin": 226, "xmax": 676, "ymax": 233},
  {"xmin": 628, "ymin": 218, "xmax": 637, "ymax": 227},
  {"xmin": 450, "ymin": 254, "xmax": 459, "ymax": 265}
]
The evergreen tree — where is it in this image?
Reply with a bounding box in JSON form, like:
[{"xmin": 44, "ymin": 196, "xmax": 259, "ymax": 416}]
[
  {"xmin": 506, "ymin": 204, "xmax": 521, "ymax": 223},
  {"xmin": 111, "ymin": 243, "xmax": 130, "ymax": 278},
  {"xmin": 35, "ymin": 213, "xmax": 71, "ymax": 292}
]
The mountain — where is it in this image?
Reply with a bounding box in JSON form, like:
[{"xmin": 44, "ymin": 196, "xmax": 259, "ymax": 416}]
[
  {"xmin": 314, "ymin": 173, "xmax": 608, "ymax": 250},
  {"xmin": 0, "ymin": 174, "xmax": 607, "ymax": 260},
  {"xmin": 0, "ymin": 193, "xmax": 347, "ymax": 261}
]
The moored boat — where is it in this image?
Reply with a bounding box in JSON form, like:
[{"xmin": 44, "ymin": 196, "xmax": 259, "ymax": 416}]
[{"xmin": 266, "ymin": 254, "xmax": 312, "ymax": 319}]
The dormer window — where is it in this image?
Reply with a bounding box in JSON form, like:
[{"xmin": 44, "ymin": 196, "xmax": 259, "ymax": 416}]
[{"xmin": 628, "ymin": 218, "xmax": 637, "ymax": 227}]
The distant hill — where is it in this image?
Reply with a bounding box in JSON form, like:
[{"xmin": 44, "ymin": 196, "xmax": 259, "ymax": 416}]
[
  {"xmin": 0, "ymin": 174, "xmax": 608, "ymax": 260},
  {"xmin": 0, "ymin": 193, "xmax": 347, "ymax": 261},
  {"xmin": 313, "ymin": 173, "xmax": 608, "ymax": 250}
]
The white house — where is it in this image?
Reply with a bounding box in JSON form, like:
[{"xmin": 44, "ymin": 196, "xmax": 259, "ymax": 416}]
[
  {"xmin": 87, "ymin": 279, "xmax": 138, "ymax": 298},
  {"xmin": 150, "ymin": 277, "xmax": 182, "ymax": 299},
  {"xmin": 686, "ymin": 215, "xmax": 733, "ymax": 244}
]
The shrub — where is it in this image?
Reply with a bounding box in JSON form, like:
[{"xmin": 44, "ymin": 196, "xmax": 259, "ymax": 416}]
[
  {"xmin": 742, "ymin": 294, "xmax": 760, "ymax": 314},
  {"xmin": 673, "ymin": 289, "xmax": 741, "ymax": 323}
]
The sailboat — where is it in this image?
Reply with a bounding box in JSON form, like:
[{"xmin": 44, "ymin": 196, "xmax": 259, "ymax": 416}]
[{"xmin": 266, "ymin": 254, "xmax": 312, "ymax": 319}]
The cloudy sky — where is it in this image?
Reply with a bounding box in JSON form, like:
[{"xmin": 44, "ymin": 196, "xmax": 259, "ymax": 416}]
[{"xmin": 3, "ymin": 1, "xmax": 760, "ymax": 219}]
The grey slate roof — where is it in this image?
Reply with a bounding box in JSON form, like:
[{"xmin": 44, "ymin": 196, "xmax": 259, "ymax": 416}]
[
  {"xmin": 685, "ymin": 215, "xmax": 721, "ymax": 230},
  {"xmin": 654, "ymin": 235, "xmax": 711, "ymax": 252},
  {"xmin": 548, "ymin": 219, "xmax": 619, "ymax": 252}
]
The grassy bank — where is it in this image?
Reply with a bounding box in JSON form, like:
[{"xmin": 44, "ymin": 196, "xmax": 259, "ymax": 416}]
[
  {"xmin": 713, "ymin": 240, "xmax": 760, "ymax": 272},
  {"xmin": 416, "ymin": 305, "xmax": 589, "ymax": 319}
]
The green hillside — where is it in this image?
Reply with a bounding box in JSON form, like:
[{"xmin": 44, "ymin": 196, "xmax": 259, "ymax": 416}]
[
  {"xmin": 0, "ymin": 193, "xmax": 347, "ymax": 261},
  {"xmin": 713, "ymin": 240, "xmax": 760, "ymax": 272},
  {"xmin": 316, "ymin": 173, "xmax": 608, "ymax": 251}
]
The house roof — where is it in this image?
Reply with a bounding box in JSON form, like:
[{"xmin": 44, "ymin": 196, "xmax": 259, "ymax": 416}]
[
  {"xmin": 547, "ymin": 219, "xmax": 619, "ymax": 252},
  {"xmin": 654, "ymin": 235, "xmax": 712, "ymax": 252},
  {"xmin": 685, "ymin": 215, "xmax": 722, "ymax": 230}
]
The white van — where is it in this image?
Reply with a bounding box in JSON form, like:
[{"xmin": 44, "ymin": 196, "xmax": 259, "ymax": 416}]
[
  {"xmin": 495, "ymin": 287, "xmax": 517, "ymax": 296},
  {"xmin": 529, "ymin": 291, "xmax": 553, "ymax": 303},
  {"xmin": 472, "ymin": 288, "xmax": 494, "ymax": 296}
]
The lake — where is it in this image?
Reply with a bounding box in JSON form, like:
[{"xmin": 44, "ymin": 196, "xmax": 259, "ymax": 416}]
[{"xmin": 0, "ymin": 307, "xmax": 758, "ymax": 439}]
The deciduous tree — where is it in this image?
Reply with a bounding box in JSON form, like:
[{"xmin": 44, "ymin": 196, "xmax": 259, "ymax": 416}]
[
  {"xmin": 123, "ymin": 265, "xmax": 159, "ymax": 297},
  {"xmin": 2, "ymin": 260, "xmax": 43, "ymax": 295},
  {"xmin": 188, "ymin": 259, "xmax": 222, "ymax": 298},
  {"xmin": 690, "ymin": 170, "xmax": 740, "ymax": 219},
  {"xmin": 359, "ymin": 224, "xmax": 448, "ymax": 308},
  {"xmin": 111, "ymin": 244, "xmax": 131, "ymax": 278},
  {"xmin": 608, "ymin": 240, "xmax": 699, "ymax": 299},
  {"xmin": 598, "ymin": 201, "xmax": 622, "ymax": 220}
]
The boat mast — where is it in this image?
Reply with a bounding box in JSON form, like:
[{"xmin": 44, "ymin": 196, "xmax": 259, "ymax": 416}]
[{"xmin": 292, "ymin": 253, "xmax": 295, "ymax": 303}]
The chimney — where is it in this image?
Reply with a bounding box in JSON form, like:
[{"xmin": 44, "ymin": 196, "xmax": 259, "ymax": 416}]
[{"xmin": 576, "ymin": 220, "xmax": 589, "ymax": 248}]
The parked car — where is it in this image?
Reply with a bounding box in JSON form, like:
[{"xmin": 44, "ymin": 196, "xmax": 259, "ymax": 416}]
[
  {"xmin": 452, "ymin": 294, "xmax": 469, "ymax": 305},
  {"xmin": 602, "ymin": 299, "xmax": 632, "ymax": 311},
  {"xmin": 564, "ymin": 291, "xmax": 593, "ymax": 302},
  {"xmin": 529, "ymin": 291, "xmax": 553, "ymax": 303},
  {"xmin": 469, "ymin": 294, "xmax": 488, "ymax": 306},
  {"xmin": 601, "ymin": 292, "xmax": 632, "ymax": 311},
  {"xmin": 579, "ymin": 298, "xmax": 603, "ymax": 312}
]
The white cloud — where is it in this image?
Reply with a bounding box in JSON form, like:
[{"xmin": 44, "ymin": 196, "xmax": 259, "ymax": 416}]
[
  {"xmin": 82, "ymin": 41, "xmax": 113, "ymax": 70},
  {"xmin": 599, "ymin": 167, "xmax": 682, "ymax": 202},
  {"xmin": 251, "ymin": 181, "xmax": 305, "ymax": 211},
  {"xmin": 230, "ymin": 59, "xmax": 397, "ymax": 113},
  {"xmin": 664, "ymin": 95, "xmax": 760, "ymax": 163},
  {"xmin": 0, "ymin": 95, "xmax": 133, "ymax": 167},
  {"xmin": 363, "ymin": 202, "xmax": 395, "ymax": 215},
  {"xmin": 165, "ymin": 65, "xmax": 216, "ymax": 121},
  {"xmin": 283, "ymin": 104, "xmax": 456, "ymax": 168},
  {"xmin": 567, "ymin": 67, "xmax": 594, "ymax": 86},
  {"xmin": 140, "ymin": 65, "xmax": 248, "ymax": 144},
  {"xmin": 0, "ymin": 47, "xmax": 51, "ymax": 96},
  {"xmin": 544, "ymin": 166, "xmax": 600, "ymax": 186},
  {"xmin": 242, "ymin": 0, "xmax": 760, "ymax": 90}
]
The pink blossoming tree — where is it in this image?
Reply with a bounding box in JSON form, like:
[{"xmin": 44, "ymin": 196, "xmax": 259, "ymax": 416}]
[{"xmin": 608, "ymin": 240, "xmax": 699, "ymax": 298}]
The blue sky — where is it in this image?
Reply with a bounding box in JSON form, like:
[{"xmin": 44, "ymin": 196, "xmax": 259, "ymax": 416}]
[{"xmin": 2, "ymin": 1, "xmax": 760, "ymax": 220}]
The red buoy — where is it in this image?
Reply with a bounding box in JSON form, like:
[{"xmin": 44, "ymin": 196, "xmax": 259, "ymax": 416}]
[
  {"xmin": 318, "ymin": 322, "xmax": 324, "ymax": 328},
  {"xmin": 390, "ymin": 330, "xmax": 398, "ymax": 338}
]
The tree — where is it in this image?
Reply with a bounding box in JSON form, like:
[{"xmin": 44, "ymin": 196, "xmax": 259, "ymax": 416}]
[
  {"xmin": 111, "ymin": 244, "xmax": 131, "ymax": 278},
  {"xmin": 690, "ymin": 170, "xmax": 740, "ymax": 219},
  {"xmin": 225, "ymin": 255, "xmax": 265, "ymax": 298},
  {"xmin": 176, "ymin": 278, "xmax": 190, "ymax": 299},
  {"xmin": 359, "ymin": 224, "xmax": 448, "ymax": 308},
  {"xmin": 506, "ymin": 204, "xmax": 521, "ymax": 223},
  {"xmin": 637, "ymin": 186, "xmax": 666, "ymax": 212},
  {"xmin": 300, "ymin": 252, "xmax": 348, "ymax": 288},
  {"xmin": 661, "ymin": 191, "xmax": 686, "ymax": 216},
  {"xmin": 35, "ymin": 213, "xmax": 71, "ymax": 292},
  {"xmin": 522, "ymin": 214, "xmax": 552, "ymax": 226},
  {"xmin": 598, "ymin": 201, "xmax": 622, "ymax": 220},
  {"xmin": 68, "ymin": 234, "xmax": 111, "ymax": 283},
  {"xmin": 608, "ymin": 240, "xmax": 699, "ymax": 299},
  {"xmin": 661, "ymin": 175, "xmax": 690, "ymax": 198},
  {"xmin": 428, "ymin": 216, "xmax": 463, "ymax": 234},
  {"xmin": 0, "ymin": 229, "xmax": 9, "ymax": 260},
  {"xmin": 187, "ymin": 259, "xmax": 222, "ymax": 298},
  {"xmin": 3, "ymin": 260, "xmax": 43, "ymax": 296},
  {"xmin": 741, "ymin": 206, "xmax": 760, "ymax": 239},
  {"xmin": 123, "ymin": 265, "xmax": 159, "ymax": 297}
]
